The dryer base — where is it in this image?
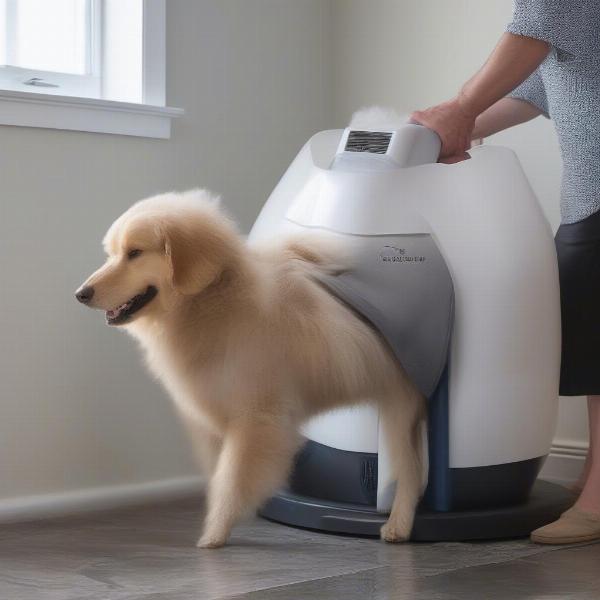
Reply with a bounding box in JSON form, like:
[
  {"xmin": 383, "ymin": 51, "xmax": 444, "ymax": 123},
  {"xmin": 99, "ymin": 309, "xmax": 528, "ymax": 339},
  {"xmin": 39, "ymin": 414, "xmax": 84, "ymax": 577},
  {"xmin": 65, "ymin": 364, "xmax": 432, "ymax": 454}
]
[{"xmin": 259, "ymin": 480, "xmax": 574, "ymax": 541}]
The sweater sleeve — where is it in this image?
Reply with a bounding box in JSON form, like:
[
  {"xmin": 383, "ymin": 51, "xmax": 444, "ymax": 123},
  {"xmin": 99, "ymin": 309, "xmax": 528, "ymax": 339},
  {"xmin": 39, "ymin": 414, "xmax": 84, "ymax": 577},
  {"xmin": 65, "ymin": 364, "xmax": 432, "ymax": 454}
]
[
  {"xmin": 508, "ymin": 68, "xmax": 550, "ymax": 118},
  {"xmin": 506, "ymin": 0, "xmax": 599, "ymax": 58}
]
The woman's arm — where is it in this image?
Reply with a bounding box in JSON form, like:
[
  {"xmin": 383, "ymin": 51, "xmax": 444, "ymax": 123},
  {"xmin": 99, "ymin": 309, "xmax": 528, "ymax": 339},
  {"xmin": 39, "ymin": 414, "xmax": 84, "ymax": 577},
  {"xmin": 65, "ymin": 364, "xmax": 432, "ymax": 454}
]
[
  {"xmin": 457, "ymin": 32, "xmax": 549, "ymax": 118},
  {"xmin": 472, "ymin": 97, "xmax": 545, "ymax": 139},
  {"xmin": 410, "ymin": 32, "xmax": 549, "ymax": 161}
]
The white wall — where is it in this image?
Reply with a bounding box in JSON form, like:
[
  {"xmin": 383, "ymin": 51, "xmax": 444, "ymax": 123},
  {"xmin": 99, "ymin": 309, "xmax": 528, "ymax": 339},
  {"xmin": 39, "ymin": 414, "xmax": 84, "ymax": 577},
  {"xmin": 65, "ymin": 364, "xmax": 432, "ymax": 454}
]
[
  {"xmin": 330, "ymin": 0, "xmax": 588, "ymax": 476},
  {"xmin": 1, "ymin": 0, "xmax": 585, "ymax": 518},
  {"xmin": 0, "ymin": 0, "xmax": 332, "ymax": 515}
]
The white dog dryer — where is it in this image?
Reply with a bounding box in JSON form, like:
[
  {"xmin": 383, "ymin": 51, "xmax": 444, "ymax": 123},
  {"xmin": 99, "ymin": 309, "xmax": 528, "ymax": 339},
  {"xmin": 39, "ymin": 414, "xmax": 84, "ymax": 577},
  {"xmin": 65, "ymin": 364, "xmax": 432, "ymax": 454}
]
[{"xmin": 248, "ymin": 115, "xmax": 573, "ymax": 540}]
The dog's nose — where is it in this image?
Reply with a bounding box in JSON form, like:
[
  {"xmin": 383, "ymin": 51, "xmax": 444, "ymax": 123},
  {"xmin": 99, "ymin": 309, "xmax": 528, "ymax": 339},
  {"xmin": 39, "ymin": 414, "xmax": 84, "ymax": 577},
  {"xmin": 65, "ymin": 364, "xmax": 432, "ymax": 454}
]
[{"xmin": 75, "ymin": 286, "xmax": 95, "ymax": 304}]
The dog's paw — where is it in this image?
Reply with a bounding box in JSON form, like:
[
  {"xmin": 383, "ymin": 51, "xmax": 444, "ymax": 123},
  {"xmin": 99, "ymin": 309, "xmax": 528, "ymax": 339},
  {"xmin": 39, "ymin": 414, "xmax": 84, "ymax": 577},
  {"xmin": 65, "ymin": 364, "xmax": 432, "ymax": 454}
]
[
  {"xmin": 380, "ymin": 520, "xmax": 411, "ymax": 543},
  {"xmin": 197, "ymin": 534, "xmax": 227, "ymax": 549}
]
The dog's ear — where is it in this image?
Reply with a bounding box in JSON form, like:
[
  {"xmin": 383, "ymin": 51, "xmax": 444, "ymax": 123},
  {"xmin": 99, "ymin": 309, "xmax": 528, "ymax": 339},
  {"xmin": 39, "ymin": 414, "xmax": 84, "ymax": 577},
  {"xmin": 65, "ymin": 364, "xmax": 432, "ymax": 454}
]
[{"xmin": 164, "ymin": 218, "xmax": 226, "ymax": 296}]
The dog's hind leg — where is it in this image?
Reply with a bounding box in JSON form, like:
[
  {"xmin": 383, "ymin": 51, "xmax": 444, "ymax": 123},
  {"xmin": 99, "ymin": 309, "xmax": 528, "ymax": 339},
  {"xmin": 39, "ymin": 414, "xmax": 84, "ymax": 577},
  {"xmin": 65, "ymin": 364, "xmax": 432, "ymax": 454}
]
[
  {"xmin": 198, "ymin": 417, "xmax": 300, "ymax": 548},
  {"xmin": 379, "ymin": 380, "xmax": 426, "ymax": 543}
]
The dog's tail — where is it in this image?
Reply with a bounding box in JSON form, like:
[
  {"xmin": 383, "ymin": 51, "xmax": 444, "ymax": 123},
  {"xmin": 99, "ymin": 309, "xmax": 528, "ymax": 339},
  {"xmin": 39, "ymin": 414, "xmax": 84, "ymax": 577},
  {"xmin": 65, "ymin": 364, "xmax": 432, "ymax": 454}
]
[
  {"xmin": 251, "ymin": 232, "xmax": 350, "ymax": 276},
  {"xmin": 281, "ymin": 233, "xmax": 350, "ymax": 276}
]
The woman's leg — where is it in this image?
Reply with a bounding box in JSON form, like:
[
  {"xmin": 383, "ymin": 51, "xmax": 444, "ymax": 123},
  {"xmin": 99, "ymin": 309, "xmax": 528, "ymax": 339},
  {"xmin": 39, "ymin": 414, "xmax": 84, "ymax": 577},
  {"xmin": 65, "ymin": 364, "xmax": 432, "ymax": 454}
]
[
  {"xmin": 572, "ymin": 397, "xmax": 596, "ymax": 491},
  {"xmin": 531, "ymin": 396, "xmax": 600, "ymax": 543},
  {"xmin": 574, "ymin": 395, "xmax": 600, "ymax": 513}
]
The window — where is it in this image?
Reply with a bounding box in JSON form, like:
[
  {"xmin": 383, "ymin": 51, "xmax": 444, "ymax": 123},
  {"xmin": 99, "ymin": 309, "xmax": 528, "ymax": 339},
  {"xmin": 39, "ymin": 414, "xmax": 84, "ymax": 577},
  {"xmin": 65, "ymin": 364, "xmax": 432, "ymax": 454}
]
[
  {"xmin": 0, "ymin": 0, "xmax": 182, "ymax": 138},
  {"xmin": 0, "ymin": 0, "xmax": 101, "ymax": 98}
]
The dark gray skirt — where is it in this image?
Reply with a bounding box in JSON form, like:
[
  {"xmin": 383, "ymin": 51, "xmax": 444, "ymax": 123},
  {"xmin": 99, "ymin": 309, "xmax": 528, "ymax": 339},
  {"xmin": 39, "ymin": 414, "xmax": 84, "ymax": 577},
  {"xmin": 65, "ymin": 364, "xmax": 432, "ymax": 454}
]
[{"xmin": 555, "ymin": 209, "xmax": 600, "ymax": 396}]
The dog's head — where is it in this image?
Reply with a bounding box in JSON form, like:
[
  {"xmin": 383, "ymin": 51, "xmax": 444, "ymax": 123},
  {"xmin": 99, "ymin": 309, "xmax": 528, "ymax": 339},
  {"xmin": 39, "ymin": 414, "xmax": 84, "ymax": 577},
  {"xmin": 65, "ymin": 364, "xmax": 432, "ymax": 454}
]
[{"xmin": 75, "ymin": 189, "xmax": 240, "ymax": 326}]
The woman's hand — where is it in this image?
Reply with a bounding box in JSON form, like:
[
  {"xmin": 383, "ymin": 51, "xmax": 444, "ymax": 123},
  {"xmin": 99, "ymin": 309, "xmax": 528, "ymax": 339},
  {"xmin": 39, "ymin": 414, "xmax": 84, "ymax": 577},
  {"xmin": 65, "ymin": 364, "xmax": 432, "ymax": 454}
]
[{"xmin": 410, "ymin": 97, "xmax": 476, "ymax": 162}]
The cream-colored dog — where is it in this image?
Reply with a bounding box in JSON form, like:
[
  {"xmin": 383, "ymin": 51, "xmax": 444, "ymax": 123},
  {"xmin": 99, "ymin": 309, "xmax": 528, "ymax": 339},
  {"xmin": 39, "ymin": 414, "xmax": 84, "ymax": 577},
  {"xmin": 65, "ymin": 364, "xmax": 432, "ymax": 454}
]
[{"xmin": 76, "ymin": 189, "xmax": 425, "ymax": 548}]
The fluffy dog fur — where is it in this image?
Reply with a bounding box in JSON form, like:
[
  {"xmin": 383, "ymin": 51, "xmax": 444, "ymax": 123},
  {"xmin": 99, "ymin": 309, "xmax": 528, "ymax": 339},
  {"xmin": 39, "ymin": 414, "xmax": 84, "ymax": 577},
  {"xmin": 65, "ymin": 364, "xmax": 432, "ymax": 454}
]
[{"xmin": 76, "ymin": 189, "xmax": 426, "ymax": 548}]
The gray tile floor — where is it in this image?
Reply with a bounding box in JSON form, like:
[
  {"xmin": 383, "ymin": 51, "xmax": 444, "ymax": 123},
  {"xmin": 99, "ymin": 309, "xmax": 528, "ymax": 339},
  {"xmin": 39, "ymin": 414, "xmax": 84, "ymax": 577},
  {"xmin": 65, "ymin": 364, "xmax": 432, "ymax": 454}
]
[{"xmin": 1, "ymin": 494, "xmax": 599, "ymax": 600}]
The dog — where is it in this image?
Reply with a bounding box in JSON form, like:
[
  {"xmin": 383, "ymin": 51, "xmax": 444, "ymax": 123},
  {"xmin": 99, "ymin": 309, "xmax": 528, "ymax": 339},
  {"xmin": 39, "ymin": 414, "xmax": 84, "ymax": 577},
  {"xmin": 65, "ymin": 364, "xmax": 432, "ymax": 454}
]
[{"xmin": 75, "ymin": 189, "xmax": 426, "ymax": 548}]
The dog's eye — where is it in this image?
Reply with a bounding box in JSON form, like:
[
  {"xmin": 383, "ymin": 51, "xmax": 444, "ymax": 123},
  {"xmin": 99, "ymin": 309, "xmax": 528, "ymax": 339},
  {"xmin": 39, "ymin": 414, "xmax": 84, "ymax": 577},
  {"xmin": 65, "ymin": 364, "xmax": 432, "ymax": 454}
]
[{"xmin": 127, "ymin": 249, "xmax": 143, "ymax": 260}]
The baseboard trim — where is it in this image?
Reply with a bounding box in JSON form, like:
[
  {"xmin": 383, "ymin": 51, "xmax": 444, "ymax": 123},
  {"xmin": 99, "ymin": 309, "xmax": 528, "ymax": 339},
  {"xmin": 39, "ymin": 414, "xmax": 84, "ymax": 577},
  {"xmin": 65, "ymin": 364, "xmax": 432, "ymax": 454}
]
[
  {"xmin": 540, "ymin": 440, "xmax": 587, "ymax": 486},
  {"xmin": 0, "ymin": 441, "xmax": 588, "ymax": 525},
  {"xmin": 0, "ymin": 475, "xmax": 204, "ymax": 524}
]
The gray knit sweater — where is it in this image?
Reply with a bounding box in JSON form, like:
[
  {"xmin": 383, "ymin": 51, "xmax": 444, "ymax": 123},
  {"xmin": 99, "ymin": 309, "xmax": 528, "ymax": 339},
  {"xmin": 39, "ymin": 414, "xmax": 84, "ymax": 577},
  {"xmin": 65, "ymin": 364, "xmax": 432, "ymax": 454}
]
[{"xmin": 507, "ymin": 0, "xmax": 600, "ymax": 224}]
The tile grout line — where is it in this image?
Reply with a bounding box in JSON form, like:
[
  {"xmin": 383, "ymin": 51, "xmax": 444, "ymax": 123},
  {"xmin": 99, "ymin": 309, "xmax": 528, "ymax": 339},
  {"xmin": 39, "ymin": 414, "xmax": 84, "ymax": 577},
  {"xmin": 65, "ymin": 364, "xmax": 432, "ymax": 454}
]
[
  {"xmin": 214, "ymin": 564, "xmax": 391, "ymax": 600},
  {"xmin": 413, "ymin": 541, "xmax": 600, "ymax": 581}
]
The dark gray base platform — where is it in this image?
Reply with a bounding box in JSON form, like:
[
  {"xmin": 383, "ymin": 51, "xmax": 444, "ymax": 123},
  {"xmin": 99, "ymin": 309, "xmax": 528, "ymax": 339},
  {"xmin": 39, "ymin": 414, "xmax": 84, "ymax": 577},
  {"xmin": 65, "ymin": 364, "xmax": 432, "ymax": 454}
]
[{"xmin": 259, "ymin": 480, "xmax": 575, "ymax": 541}]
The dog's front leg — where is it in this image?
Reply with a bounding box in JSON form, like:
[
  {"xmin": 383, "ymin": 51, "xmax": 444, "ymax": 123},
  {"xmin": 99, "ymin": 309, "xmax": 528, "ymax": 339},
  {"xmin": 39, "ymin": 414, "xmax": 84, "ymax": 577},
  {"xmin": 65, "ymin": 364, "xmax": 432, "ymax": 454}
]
[
  {"xmin": 180, "ymin": 417, "xmax": 223, "ymax": 479},
  {"xmin": 198, "ymin": 417, "xmax": 299, "ymax": 549}
]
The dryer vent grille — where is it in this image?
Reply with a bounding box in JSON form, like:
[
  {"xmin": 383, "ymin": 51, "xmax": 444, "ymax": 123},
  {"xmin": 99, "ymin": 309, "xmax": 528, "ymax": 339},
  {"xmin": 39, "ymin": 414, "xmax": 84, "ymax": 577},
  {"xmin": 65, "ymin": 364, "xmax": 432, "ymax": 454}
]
[{"xmin": 345, "ymin": 130, "xmax": 392, "ymax": 154}]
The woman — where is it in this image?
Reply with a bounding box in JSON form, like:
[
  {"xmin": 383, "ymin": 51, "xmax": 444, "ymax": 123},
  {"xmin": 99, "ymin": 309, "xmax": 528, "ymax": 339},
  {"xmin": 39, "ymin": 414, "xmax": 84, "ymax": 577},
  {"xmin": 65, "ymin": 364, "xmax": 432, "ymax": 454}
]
[{"xmin": 412, "ymin": 1, "xmax": 600, "ymax": 544}]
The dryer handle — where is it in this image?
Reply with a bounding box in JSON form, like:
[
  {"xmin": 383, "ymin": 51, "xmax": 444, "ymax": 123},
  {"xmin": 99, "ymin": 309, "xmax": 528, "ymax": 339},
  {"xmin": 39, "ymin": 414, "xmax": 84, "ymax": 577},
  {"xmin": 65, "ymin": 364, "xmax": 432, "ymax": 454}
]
[{"xmin": 396, "ymin": 123, "xmax": 442, "ymax": 167}]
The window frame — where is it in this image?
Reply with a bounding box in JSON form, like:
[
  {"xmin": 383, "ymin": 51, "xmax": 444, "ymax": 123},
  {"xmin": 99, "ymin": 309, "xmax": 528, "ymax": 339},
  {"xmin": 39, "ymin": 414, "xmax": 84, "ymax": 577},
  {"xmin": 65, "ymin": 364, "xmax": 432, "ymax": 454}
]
[
  {"xmin": 0, "ymin": 0, "xmax": 182, "ymax": 138},
  {"xmin": 140, "ymin": 0, "xmax": 165, "ymax": 106}
]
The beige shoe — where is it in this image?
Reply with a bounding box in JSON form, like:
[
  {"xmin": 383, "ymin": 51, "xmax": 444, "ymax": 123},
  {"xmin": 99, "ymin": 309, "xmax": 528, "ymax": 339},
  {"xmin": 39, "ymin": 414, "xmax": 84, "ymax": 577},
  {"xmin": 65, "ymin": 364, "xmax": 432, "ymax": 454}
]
[
  {"xmin": 531, "ymin": 507, "xmax": 600, "ymax": 544},
  {"xmin": 567, "ymin": 482, "xmax": 583, "ymax": 495}
]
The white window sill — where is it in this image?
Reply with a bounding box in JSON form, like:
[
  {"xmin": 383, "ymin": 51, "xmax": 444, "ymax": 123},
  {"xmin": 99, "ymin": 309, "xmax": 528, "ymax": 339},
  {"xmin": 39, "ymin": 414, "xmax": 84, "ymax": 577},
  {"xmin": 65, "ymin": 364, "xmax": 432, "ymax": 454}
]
[{"xmin": 0, "ymin": 89, "xmax": 184, "ymax": 139}]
